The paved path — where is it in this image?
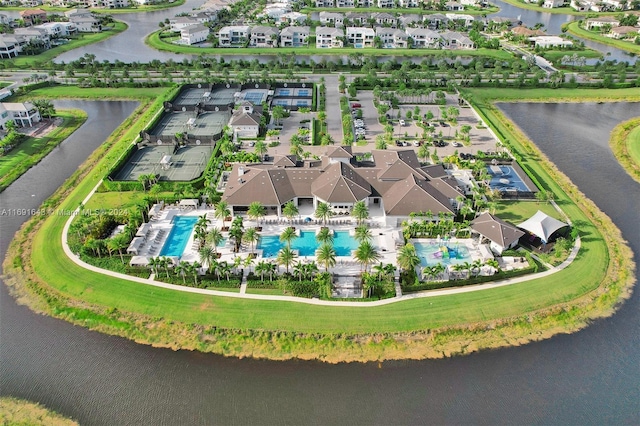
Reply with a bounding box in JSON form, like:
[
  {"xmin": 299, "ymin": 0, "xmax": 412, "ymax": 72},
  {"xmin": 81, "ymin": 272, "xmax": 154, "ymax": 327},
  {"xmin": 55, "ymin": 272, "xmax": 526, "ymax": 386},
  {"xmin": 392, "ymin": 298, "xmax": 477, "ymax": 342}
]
[{"xmin": 61, "ymin": 179, "xmax": 581, "ymax": 307}]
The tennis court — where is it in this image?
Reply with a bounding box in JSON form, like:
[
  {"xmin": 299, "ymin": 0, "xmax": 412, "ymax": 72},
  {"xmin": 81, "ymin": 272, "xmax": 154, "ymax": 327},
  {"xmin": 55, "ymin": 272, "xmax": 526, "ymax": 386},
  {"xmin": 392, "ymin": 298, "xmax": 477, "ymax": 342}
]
[
  {"xmin": 271, "ymin": 98, "xmax": 311, "ymax": 108},
  {"xmin": 113, "ymin": 145, "xmax": 213, "ymax": 182},
  {"xmin": 209, "ymin": 87, "xmax": 236, "ymax": 105},
  {"xmin": 173, "ymin": 88, "xmax": 210, "ymax": 106},
  {"xmin": 150, "ymin": 111, "xmax": 230, "ymax": 140},
  {"xmin": 241, "ymin": 89, "xmax": 268, "ymax": 104}
]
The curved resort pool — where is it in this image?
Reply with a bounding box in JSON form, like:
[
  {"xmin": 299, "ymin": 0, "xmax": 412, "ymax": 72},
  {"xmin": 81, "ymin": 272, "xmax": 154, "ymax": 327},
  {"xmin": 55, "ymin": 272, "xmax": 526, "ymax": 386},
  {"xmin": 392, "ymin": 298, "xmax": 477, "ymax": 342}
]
[
  {"xmin": 159, "ymin": 216, "xmax": 198, "ymax": 257},
  {"xmin": 258, "ymin": 230, "xmax": 358, "ymax": 258},
  {"xmin": 414, "ymin": 241, "xmax": 472, "ymax": 267}
]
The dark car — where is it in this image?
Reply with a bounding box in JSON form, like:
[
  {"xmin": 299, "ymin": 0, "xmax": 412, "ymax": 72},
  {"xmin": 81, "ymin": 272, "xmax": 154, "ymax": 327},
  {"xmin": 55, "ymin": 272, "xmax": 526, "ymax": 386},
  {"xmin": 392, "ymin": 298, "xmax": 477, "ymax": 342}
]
[
  {"xmin": 351, "ymin": 103, "xmax": 361, "ymax": 108},
  {"xmin": 395, "ymin": 140, "xmax": 403, "ymax": 147}
]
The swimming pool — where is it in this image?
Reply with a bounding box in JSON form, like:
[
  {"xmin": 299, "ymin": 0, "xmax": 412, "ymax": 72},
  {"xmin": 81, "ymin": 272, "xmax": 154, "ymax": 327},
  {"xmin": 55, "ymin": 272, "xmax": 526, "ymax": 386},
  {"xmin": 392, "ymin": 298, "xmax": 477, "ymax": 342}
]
[
  {"xmin": 258, "ymin": 231, "xmax": 318, "ymax": 258},
  {"xmin": 414, "ymin": 241, "xmax": 472, "ymax": 267},
  {"xmin": 487, "ymin": 165, "xmax": 532, "ymax": 192},
  {"xmin": 159, "ymin": 216, "xmax": 198, "ymax": 257},
  {"xmin": 334, "ymin": 231, "xmax": 358, "ymax": 256}
]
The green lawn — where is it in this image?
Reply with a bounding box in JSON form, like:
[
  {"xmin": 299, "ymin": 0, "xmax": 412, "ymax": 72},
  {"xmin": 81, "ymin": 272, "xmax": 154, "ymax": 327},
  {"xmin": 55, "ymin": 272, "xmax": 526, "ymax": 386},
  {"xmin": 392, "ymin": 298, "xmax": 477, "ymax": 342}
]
[
  {"xmin": 493, "ymin": 200, "xmax": 563, "ymax": 223},
  {"xmin": 497, "ymin": 0, "xmax": 620, "ymax": 15},
  {"xmin": 84, "ymin": 191, "xmax": 174, "ymax": 211},
  {"xmin": 145, "ymin": 31, "xmax": 514, "ymax": 60},
  {"xmin": 628, "ymin": 123, "xmax": 640, "ymax": 167},
  {"xmin": 540, "ymin": 49, "xmax": 603, "ymax": 64},
  {"xmin": 9, "ymin": 85, "xmax": 169, "ymax": 102},
  {"xmin": 564, "ymin": 21, "xmax": 640, "ymax": 55},
  {"xmin": 0, "ymin": 0, "xmax": 183, "ymax": 13},
  {"xmin": 300, "ymin": 6, "xmax": 498, "ymax": 15},
  {"xmin": 0, "ymin": 109, "xmax": 87, "ymax": 192},
  {"xmin": 7, "ymin": 22, "xmax": 127, "ymax": 69}
]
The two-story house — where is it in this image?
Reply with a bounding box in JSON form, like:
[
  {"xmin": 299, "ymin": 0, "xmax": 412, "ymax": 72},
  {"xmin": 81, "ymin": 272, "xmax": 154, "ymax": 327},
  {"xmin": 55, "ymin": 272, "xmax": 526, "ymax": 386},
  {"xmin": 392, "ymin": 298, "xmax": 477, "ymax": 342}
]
[
  {"xmin": 315, "ymin": 26, "xmax": 344, "ymax": 48},
  {"xmin": 279, "ymin": 26, "xmax": 310, "ymax": 47},
  {"xmin": 406, "ymin": 27, "xmax": 441, "ymax": 48},
  {"xmin": 249, "ymin": 25, "xmax": 279, "ymax": 47},
  {"xmin": 19, "ymin": 8, "xmax": 47, "ymax": 26},
  {"xmin": 375, "ymin": 27, "xmax": 408, "ymax": 48},
  {"xmin": 346, "ymin": 26, "xmax": 375, "ymax": 47},
  {"xmin": 181, "ymin": 24, "xmax": 209, "ymax": 45},
  {"xmin": 218, "ymin": 25, "xmax": 250, "ymax": 47},
  {"xmin": 319, "ymin": 11, "xmax": 344, "ymax": 27}
]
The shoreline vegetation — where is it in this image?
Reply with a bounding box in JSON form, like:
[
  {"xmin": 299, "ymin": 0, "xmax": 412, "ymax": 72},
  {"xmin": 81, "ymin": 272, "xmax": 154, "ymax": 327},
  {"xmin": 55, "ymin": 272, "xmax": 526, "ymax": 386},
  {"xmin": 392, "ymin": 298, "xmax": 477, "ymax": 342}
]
[
  {"xmin": 145, "ymin": 31, "xmax": 514, "ymax": 59},
  {"xmin": 497, "ymin": 0, "xmax": 622, "ymax": 15},
  {"xmin": 0, "ymin": 0, "xmax": 185, "ymax": 13},
  {"xmin": 609, "ymin": 116, "xmax": 640, "ymax": 184},
  {"xmin": 0, "ymin": 109, "xmax": 87, "ymax": 192},
  {"xmin": 1, "ymin": 86, "xmax": 636, "ymax": 363},
  {"xmin": 0, "ymin": 397, "xmax": 79, "ymax": 426},
  {"xmin": 564, "ymin": 21, "xmax": 640, "ymax": 56}
]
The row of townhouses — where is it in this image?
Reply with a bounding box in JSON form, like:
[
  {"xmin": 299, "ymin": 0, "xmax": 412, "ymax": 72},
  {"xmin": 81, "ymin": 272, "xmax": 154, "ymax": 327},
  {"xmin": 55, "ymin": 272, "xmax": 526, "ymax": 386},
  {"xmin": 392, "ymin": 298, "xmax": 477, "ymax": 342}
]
[
  {"xmin": 317, "ymin": 11, "xmax": 476, "ymax": 29},
  {"xmin": 1, "ymin": 0, "xmax": 164, "ymax": 8},
  {"xmin": 522, "ymin": 0, "xmax": 633, "ymax": 9},
  {"xmin": 313, "ymin": 0, "xmax": 483, "ymax": 8}
]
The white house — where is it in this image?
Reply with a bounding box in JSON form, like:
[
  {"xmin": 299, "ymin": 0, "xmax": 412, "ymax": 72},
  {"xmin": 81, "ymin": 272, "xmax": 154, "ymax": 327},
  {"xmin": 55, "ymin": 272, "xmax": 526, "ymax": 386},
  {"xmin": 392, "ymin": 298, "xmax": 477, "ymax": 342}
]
[
  {"xmin": 529, "ymin": 35, "xmax": 573, "ymax": 48},
  {"xmin": 315, "ymin": 26, "xmax": 343, "ymax": 48},
  {"xmin": 14, "ymin": 27, "xmax": 50, "ymax": 45},
  {"xmin": 336, "ymin": 0, "xmax": 355, "ymax": 7},
  {"xmin": 376, "ymin": 27, "xmax": 408, "ymax": 48},
  {"xmin": 35, "ymin": 22, "xmax": 77, "ymax": 37},
  {"xmin": 345, "ymin": 12, "xmax": 368, "ymax": 25},
  {"xmin": 2, "ymin": 102, "xmax": 41, "ymax": 127},
  {"xmin": 319, "ymin": 11, "xmax": 344, "ymax": 27},
  {"xmin": 69, "ymin": 16, "xmax": 102, "ymax": 32},
  {"xmin": 181, "ymin": 24, "xmax": 209, "ymax": 45},
  {"xmin": 218, "ymin": 25, "xmax": 250, "ymax": 47},
  {"xmin": 249, "ymin": 25, "xmax": 279, "ymax": 47},
  {"xmin": 279, "ymin": 11, "xmax": 307, "ymax": 25},
  {"xmin": 585, "ymin": 16, "xmax": 620, "ymax": 30},
  {"xmin": 315, "ymin": 0, "xmax": 334, "ymax": 6},
  {"xmin": 346, "ymin": 26, "xmax": 375, "ymax": 47},
  {"xmin": 445, "ymin": 13, "xmax": 475, "ymax": 27},
  {"xmin": 399, "ymin": 0, "xmax": 420, "ymax": 7},
  {"xmin": 542, "ymin": 0, "xmax": 564, "ymax": 7},
  {"xmin": 170, "ymin": 17, "xmax": 200, "ymax": 31},
  {"xmin": 376, "ymin": 0, "xmax": 394, "ymax": 7},
  {"xmin": 229, "ymin": 102, "xmax": 262, "ymax": 138},
  {"xmin": 280, "ymin": 26, "xmax": 310, "ymax": 47},
  {"xmin": 440, "ymin": 30, "xmax": 474, "ymax": 49},
  {"xmin": 398, "ymin": 14, "xmax": 422, "ymax": 28},
  {"xmin": 262, "ymin": 3, "xmax": 292, "ymax": 20},
  {"xmin": 406, "ymin": 27, "xmax": 441, "ymax": 48},
  {"xmin": 445, "ymin": 1, "xmax": 464, "ymax": 10},
  {"xmin": 373, "ymin": 12, "xmax": 397, "ymax": 26},
  {"xmin": 0, "ymin": 35, "xmax": 25, "ymax": 58}
]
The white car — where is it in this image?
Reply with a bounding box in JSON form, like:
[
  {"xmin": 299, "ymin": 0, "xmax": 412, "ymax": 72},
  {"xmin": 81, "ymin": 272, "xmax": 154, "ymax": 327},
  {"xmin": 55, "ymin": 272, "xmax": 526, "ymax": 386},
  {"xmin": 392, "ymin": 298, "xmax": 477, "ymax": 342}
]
[{"xmin": 399, "ymin": 119, "xmax": 406, "ymax": 126}]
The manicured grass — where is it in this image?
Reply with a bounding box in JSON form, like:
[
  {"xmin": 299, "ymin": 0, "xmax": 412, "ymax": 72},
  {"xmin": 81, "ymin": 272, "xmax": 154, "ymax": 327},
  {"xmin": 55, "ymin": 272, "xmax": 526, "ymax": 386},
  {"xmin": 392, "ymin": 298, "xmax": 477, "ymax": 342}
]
[
  {"xmin": 0, "ymin": 0, "xmax": 183, "ymax": 12},
  {"xmin": 540, "ymin": 49, "xmax": 603, "ymax": 64},
  {"xmin": 10, "ymin": 85, "xmax": 169, "ymax": 102},
  {"xmin": 493, "ymin": 200, "xmax": 563, "ymax": 223},
  {"xmin": 84, "ymin": 191, "xmax": 173, "ymax": 211},
  {"xmin": 608, "ymin": 117, "xmax": 640, "ymax": 184},
  {"xmin": 0, "ymin": 109, "xmax": 87, "ymax": 192},
  {"xmin": 628, "ymin": 123, "xmax": 640, "ymax": 166},
  {"xmin": 564, "ymin": 21, "xmax": 640, "ymax": 55},
  {"xmin": 145, "ymin": 31, "xmax": 514, "ymax": 60},
  {"xmin": 4, "ymin": 86, "xmax": 636, "ymax": 362},
  {"xmin": 301, "ymin": 6, "xmax": 498, "ymax": 14},
  {"xmin": 497, "ymin": 0, "xmax": 620, "ymax": 15},
  {"xmin": 0, "ymin": 397, "xmax": 78, "ymax": 426},
  {"xmin": 7, "ymin": 22, "xmax": 127, "ymax": 70}
]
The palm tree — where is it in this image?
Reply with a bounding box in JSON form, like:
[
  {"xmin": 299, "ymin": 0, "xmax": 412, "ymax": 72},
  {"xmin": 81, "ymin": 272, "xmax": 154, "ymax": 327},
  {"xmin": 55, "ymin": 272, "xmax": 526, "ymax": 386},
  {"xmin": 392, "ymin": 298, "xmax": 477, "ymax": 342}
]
[
  {"xmin": 196, "ymin": 214, "xmax": 210, "ymax": 230},
  {"xmin": 314, "ymin": 202, "xmax": 333, "ymax": 226},
  {"xmin": 243, "ymin": 255, "xmax": 254, "ymax": 275},
  {"xmin": 217, "ymin": 260, "xmax": 231, "ymax": 281},
  {"xmin": 198, "ymin": 245, "xmax": 215, "ymax": 274},
  {"xmin": 254, "ymin": 140, "xmax": 267, "ymax": 158},
  {"xmin": 194, "ymin": 225, "xmax": 208, "ymax": 250},
  {"xmin": 279, "ymin": 226, "xmax": 297, "ymax": 249},
  {"xmin": 304, "ymin": 262, "xmax": 319, "ymax": 280},
  {"xmin": 282, "ymin": 201, "xmax": 298, "ymax": 224},
  {"xmin": 175, "ymin": 260, "xmax": 190, "ymax": 284},
  {"xmin": 316, "ymin": 227, "xmax": 333, "ymax": 245},
  {"xmin": 397, "ymin": 243, "xmax": 421, "ymax": 275},
  {"xmin": 277, "ymin": 246, "xmax": 297, "ymax": 274},
  {"xmin": 247, "ymin": 201, "xmax": 266, "ymax": 226},
  {"xmin": 293, "ymin": 261, "xmax": 305, "ymax": 282},
  {"xmin": 351, "ymin": 201, "xmax": 369, "ymax": 225},
  {"xmin": 354, "ymin": 241, "xmax": 380, "ymax": 272},
  {"xmin": 148, "ymin": 256, "xmax": 160, "ymax": 276},
  {"xmin": 255, "ymin": 260, "xmax": 269, "ymax": 281},
  {"xmin": 316, "ymin": 243, "xmax": 336, "ymax": 272},
  {"xmin": 471, "ymin": 259, "xmax": 484, "ymax": 277},
  {"xmin": 485, "ymin": 258, "xmax": 500, "ymax": 273},
  {"xmin": 229, "ymin": 225, "xmax": 244, "ymax": 253},
  {"xmin": 266, "ymin": 262, "xmax": 277, "ymax": 281},
  {"xmin": 190, "ymin": 261, "xmax": 201, "ymax": 286},
  {"xmin": 214, "ymin": 200, "xmax": 231, "ymax": 229},
  {"xmin": 243, "ymin": 227, "xmax": 260, "ymax": 254},
  {"xmin": 207, "ymin": 227, "xmax": 224, "ymax": 254},
  {"xmin": 354, "ymin": 225, "xmax": 372, "ymax": 243},
  {"xmin": 373, "ymin": 262, "xmax": 386, "ymax": 280},
  {"xmin": 157, "ymin": 256, "xmax": 171, "ymax": 278}
]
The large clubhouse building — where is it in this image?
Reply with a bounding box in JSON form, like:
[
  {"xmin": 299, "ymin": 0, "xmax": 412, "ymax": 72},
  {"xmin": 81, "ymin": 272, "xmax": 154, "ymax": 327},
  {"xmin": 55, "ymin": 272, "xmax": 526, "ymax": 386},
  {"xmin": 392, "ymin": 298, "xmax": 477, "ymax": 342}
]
[{"xmin": 222, "ymin": 146, "xmax": 470, "ymax": 226}]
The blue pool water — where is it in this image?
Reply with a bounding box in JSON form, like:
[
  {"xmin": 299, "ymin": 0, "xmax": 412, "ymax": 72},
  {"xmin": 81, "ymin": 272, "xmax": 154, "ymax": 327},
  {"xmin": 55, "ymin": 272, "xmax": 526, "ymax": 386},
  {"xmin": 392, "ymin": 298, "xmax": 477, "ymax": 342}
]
[
  {"xmin": 258, "ymin": 230, "xmax": 357, "ymax": 258},
  {"xmin": 159, "ymin": 216, "xmax": 198, "ymax": 257},
  {"xmin": 334, "ymin": 231, "xmax": 358, "ymax": 256},
  {"xmin": 487, "ymin": 165, "xmax": 532, "ymax": 192},
  {"xmin": 414, "ymin": 241, "xmax": 472, "ymax": 267}
]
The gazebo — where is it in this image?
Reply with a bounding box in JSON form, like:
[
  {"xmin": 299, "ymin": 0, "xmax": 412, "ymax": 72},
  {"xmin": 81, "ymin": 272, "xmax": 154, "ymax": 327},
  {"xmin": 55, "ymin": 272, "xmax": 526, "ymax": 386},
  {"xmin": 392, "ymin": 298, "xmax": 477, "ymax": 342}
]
[
  {"xmin": 517, "ymin": 210, "xmax": 569, "ymax": 244},
  {"xmin": 471, "ymin": 212, "xmax": 525, "ymax": 254}
]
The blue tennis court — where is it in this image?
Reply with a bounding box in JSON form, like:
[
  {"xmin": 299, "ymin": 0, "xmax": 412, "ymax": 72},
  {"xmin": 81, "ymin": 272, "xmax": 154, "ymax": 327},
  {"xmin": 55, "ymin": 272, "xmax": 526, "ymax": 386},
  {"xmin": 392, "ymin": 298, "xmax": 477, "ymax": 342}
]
[
  {"xmin": 243, "ymin": 91, "xmax": 266, "ymax": 104},
  {"xmin": 297, "ymin": 89, "xmax": 310, "ymax": 96}
]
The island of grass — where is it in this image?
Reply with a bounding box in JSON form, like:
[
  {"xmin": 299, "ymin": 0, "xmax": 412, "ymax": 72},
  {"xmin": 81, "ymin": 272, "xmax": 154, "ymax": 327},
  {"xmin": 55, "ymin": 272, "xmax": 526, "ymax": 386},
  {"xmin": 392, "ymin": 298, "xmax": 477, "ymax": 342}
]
[
  {"xmin": 0, "ymin": 108, "xmax": 87, "ymax": 192},
  {"xmin": 609, "ymin": 117, "xmax": 640, "ymax": 183},
  {"xmin": 564, "ymin": 21, "xmax": 640, "ymax": 56},
  {"xmin": 145, "ymin": 30, "xmax": 514, "ymax": 60},
  {"xmin": 0, "ymin": 397, "xmax": 78, "ymax": 426},
  {"xmin": 3, "ymin": 21, "xmax": 127, "ymax": 70},
  {"xmin": 2, "ymin": 85, "xmax": 636, "ymax": 363}
]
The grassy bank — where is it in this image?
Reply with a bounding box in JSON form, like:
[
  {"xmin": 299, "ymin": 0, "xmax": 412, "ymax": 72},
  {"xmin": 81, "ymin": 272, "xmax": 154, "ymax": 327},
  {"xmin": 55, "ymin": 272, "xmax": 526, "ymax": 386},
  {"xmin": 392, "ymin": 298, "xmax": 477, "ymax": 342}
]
[
  {"xmin": 609, "ymin": 117, "xmax": 640, "ymax": 184},
  {"xmin": 8, "ymin": 22, "xmax": 127, "ymax": 70},
  {"xmin": 145, "ymin": 31, "xmax": 514, "ymax": 60},
  {"xmin": 2, "ymin": 86, "xmax": 636, "ymax": 363},
  {"xmin": 0, "ymin": 397, "xmax": 78, "ymax": 426},
  {"xmin": 540, "ymin": 49, "xmax": 603, "ymax": 64},
  {"xmin": 301, "ymin": 6, "xmax": 498, "ymax": 14},
  {"xmin": 564, "ymin": 21, "xmax": 640, "ymax": 56},
  {"xmin": 9, "ymin": 85, "xmax": 169, "ymax": 102},
  {"xmin": 0, "ymin": 109, "xmax": 87, "ymax": 192},
  {"xmin": 0, "ymin": 0, "xmax": 183, "ymax": 13},
  {"xmin": 497, "ymin": 0, "xmax": 619, "ymax": 15}
]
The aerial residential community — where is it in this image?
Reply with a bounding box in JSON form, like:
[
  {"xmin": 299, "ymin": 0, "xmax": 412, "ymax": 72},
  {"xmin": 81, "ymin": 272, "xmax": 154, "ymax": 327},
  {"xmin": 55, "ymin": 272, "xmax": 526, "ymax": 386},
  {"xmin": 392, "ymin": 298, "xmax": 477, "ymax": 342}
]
[{"xmin": 0, "ymin": 0, "xmax": 639, "ymax": 422}]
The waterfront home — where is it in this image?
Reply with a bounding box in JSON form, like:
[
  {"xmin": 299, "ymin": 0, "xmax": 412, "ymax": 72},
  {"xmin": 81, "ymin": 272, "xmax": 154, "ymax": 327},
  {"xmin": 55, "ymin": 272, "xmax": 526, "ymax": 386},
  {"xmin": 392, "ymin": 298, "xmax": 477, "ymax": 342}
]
[
  {"xmin": 64, "ymin": 8, "xmax": 92, "ymax": 19},
  {"xmin": 0, "ymin": 102, "xmax": 41, "ymax": 128},
  {"xmin": 358, "ymin": 0, "xmax": 375, "ymax": 6},
  {"xmin": 170, "ymin": 17, "xmax": 201, "ymax": 31},
  {"xmin": 336, "ymin": 0, "xmax": 356, "ymax": 7},
  {"xmin": 35, "ymin": 22, "xmax": 78, "ymax": 37},
  {"xmin": 221, "ymin": 148, "xmax": 463, "ymax": 227},
  {"xmin": 585, "ymin": 16, "xmax": 620, "ymax": 30},
  {"xmin": 542, "ymin": 0, "xmax": 564, "ymax": 7},
  {"xmin": 399, "ymin": 0, "xmax": 420, "ymax": 7},
  {"xmin": 445, "ymin": 1, "xmax": 464, "ymax": 10},
  {"xmin": 315, "ymin": 26, "xmax": 344, "ymax": 48},
  {"xmin": 445, "ymin": 13, "xmax": 475, "ymax": 27},
  {"xmin": 315, "ymin": 0, "xmax": 335, "ymax": 6},
  {"xmin": 346, "ymin": 27, "xmax": 375, "ymax": 48},
  {"xmin": 376, "ymin": 27, "xmax": 408, "ymax": 48},
  {"xmin": 280, "ymin": 26, "xmax": 310, "ymax": 47},
  {"xmin": 377, "ymin": 0, "xmax": 394, "ymax": 8},
  {"xmin": 398, "ymin": 14, "xmax": 421, "ymax": 28},
  {"xmin": 181, "ymin": 24, "xmax": 210, "ymax": 45},
  {"xmin": 440, "ymin": 31, "xmax": 474, "ymax": 49},
  {"xmin": 19, "ymin": 8, "xmax": 47, "ymax": 26},
  {"xmin": 262, "ymin": 3, "xmax": 292, "ymax": 20},
  {"xmin": 0, "ymin": 35, "xmax": 24, "ymax": 58},
  {"xmin": 319, "ymin": 11, "xmax": 344, "ymax": 27},
  {"xmin": 345, "ymin": 12, "xmax": 368, "ymax": 26},
  {"xmin": 405, "ymin": 27, "xmax": 441, "ymax": 48},
  {"xmin": 528, "ymin": 35, "xmax": 572, "ymax": 48},
  {"xmin": 218, "ymin": 25, "xmax": 250, "ymax": 47},
  {"xmin": 14, "ymin": 27, "xmax": 50, "ymax": 46},
  {"xmin": 249, "ymin": 26, "xmax": 279, "ymax": 47},
  {"xmin": 610, "ymin": 25, "xmax": 638, "ymax": 39},
  {"xmin": 69, "ymin": 15, "xmax": 102, "ymax": 32},
  {"xmin": 190, "ymin": 11, "xmax": 217, "ymax": 24},
  {"xmin": 424, "ymin": 13, "xmax": 448, "ymax": 29}
]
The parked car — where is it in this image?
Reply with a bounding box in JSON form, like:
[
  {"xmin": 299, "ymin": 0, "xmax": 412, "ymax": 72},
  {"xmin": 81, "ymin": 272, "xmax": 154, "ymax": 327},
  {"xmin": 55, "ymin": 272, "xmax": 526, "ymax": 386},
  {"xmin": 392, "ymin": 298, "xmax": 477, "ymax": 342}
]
[
  {"xmin": 413, "ymin": 140, "xmax": 421, "ymax": 147},
  {"xmin": 351, "ymin": 103, "xmax": 361, "ymax": 108},
  {"xmin": 439, "ymin": 121, "xmax": 447, "ymax": 127},
  {"xmin": 452, "ymin": 142, "xmax": 462, "ymax": 147},
  {"xmin": 399, "ymin": 119, "xmax": 406, "ymax": 126},
  {"xmin": 395, "ymin": 140, "xmax": 403, "ymax": 147}
]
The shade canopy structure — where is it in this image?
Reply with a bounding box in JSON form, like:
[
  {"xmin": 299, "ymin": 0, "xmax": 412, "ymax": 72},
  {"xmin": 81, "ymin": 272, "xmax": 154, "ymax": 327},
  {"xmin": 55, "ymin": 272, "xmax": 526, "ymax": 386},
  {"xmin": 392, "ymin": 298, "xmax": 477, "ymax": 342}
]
[
  {"xmin": 136, "ymin": 222, "xmax": 152, "ymax": 237},
  {"xmin": 517, "ymin": 210, "xmax": 569, "ymax": 243}
]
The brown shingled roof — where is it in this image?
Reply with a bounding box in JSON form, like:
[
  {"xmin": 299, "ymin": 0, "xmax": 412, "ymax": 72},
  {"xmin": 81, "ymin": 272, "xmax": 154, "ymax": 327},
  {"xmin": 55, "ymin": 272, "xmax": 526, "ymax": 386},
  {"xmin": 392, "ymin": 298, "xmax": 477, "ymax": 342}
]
[
  {"xmin": 471, "ymin": 212, "xmax": 525, "ymax": 249},
  {"xmin": 383, "ymin": 175, "xmax": 454, "ymax": 216},
  {"xmin": 325, "ymin": 145, "xmax": 353, "ymax": 158},
  {"xmin": 311, "ymin": 162, "xmax": 371, "ymax": 203}
]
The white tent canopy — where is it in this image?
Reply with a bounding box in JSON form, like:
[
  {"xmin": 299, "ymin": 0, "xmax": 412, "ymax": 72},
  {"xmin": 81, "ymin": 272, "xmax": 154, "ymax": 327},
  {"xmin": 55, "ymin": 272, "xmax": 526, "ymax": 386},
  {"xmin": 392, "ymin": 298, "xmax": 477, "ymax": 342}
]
[
  {"xmin": 127, "ymin": 237, "xmax": 146, "ymax": 255},
  {"xmin": 517, "ymin": 210, "xmax": 568, "ymax": 243},
  {"xmin": 136, "ymin": 222, "xmax": 152, "ymax": 237},
  {"xmin": 179, "ymin": 199, "xmax": 199, "ymax": 209}
]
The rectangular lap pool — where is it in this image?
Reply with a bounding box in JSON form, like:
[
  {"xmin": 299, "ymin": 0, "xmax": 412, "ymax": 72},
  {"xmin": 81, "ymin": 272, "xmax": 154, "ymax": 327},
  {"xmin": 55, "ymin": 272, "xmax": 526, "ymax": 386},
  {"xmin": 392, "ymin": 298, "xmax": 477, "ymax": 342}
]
[
  {"xmin": 159, "ymin": 216, "xmax": 198, "ymax": 257},
  {"xmin": 258, "ymin": 231, "xmax": 318, "ymax": 258},
  {"xmin": 487, "ymin": 165, "xmax": 532, "ymax": 192},
  {"xmin": 414, "ymin": 241, "xmax": 472, "ymax": 267},
  {"xmin": 334, "ymin": 231, "xmax": 358, "ymax": 256}
]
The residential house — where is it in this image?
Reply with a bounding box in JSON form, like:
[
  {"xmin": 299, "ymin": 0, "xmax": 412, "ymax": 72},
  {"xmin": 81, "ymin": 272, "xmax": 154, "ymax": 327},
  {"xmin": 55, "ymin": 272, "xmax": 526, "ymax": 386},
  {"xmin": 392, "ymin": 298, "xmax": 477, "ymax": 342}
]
[
  {"xmin": 405, "ymin": 27, "xmax": 441, "ymax": 48},
  {"xmin": 20, "ymin": 0, "xmax": 43, "ymax": 6},
  {"xmin": 315, "ymin": 26, "xmax": 343, "ymax": 48},
  {"xmin": 102, "ymin": 0, "xmax": 130, "ymax": 8},
  {"xmin": 64, "ymin": 8, "xmax": 92, "ymax": 19},
  {"xmin": 440, "ymin": 30, "xmax": 474, "ymax": 48},
  {"xmin": 357, "ymin": 0, "xmax": 375, "ymax": 6},
  {"xmin": 376, "ymin": 0, "xmax": 394, "ymax": 7},
  {"xmin": 542, "ymin": 0, "xmax": 564, "ymax": 7},
  {"xmin": 346, "ymin": 27, "xmax": 375, "ymax": 47},
  {"xmin": 190, "ymin": 11, "xmax": 217, "ymax": 24},
  {"xmin": 69, "ymin": 15, "xmax": 102, "ymax": 32},
  {"xmin": 262, "ymin": 3, "xmax": 292, "ymax": 20},
  {"xmin": 218, "ymin": 25, "xmax": 250, "ymax": 47},
  {"xmin": 0, "ymin": 14, "xmax": 11, "ymax": 25},
  {"xmin": 399, "ymin": 0, "xmax": 420, "ymax": 7},
  {"xmin": 569, "ymin": 0, "xmax": 590, "ymax": 11},
  {"xmin": 610, "ymin": 25, "xmax": 638, "ymax": 39},
  {"xmin": 280, "ymin": 26, "xmax": 310, "ymax": 47},
  {"xmin": 445, "ymin": 13, "xmax": 475, "ymax": 27},
  {"xmin": 424, "ymin": 13, "xmax": 448, "ymax": 29},
  {"xmin": 319, "ymin": 11, "xmax": 344, "ymax": 27},
  {"xmin": 279, "ymin": 11, "xmax": 307, "ymax": 25},
  {"xmin": 14, "ymin": 27, "xmax": 50, "ymax": 46},
  {"xmin": 250, "ymin": 25, "xmax": 279, "ymax": 47},
  {"xmin": 221, "ymin": 148, "xmax": 462, "ymax": 227},
  {"xmin": 460, "ymin": 0, "xmax": 479, "ymax": 5},
  {"xmin": 398, "ymin": 14, "xmax": 421, "ymax": 28},
  {"xmin": 445, "ymin": 1, "xmax": 464, "ymax": 10},
  {"xmin": 170, "ymin": 17, "xmax": 200, "ymax": 31},
  {"xmin": 585, "ymin": 16, "xmax": 620, "ymax": 30},
  {"xmin": 373, "ymin": 12, "xmax": 397, "ymax": 27},
  {"xmin": 528, "ymin": 35, "xmax": 572, "ymax": 48},
  {"xmin": 228, "ymin": 102, "xmax": 262, "ymax": 138},
  {"xmin": 336, "ymin": 0, "xmax": 356, "ymax": 7},
  {"xmin": 345, "ymin": 12, "xmax": 368, "ymax": 26},
  {"xmin": 510, "ymin": 26, "xmax": 546, "ymax": 37},
  {"xmin": 2, "ymin": 102, "xmax": 41, "ymax": 127},
  {"xmin": 19, "ymin": 9, "xmax": 47, "ymax": 26},
  {"xmin": 35, "ymin": 22, "xmax": 77, "ymax": 37},
  {"xmin": 376, "ymin": 27, "xmax": 408, "ymax": 48},
  {"xmin": 315, "ymin": 0, "xmax": 334, "ymax": 6},
  {"xmin": 181, "ymin": 24, "xmax": 209, "ymax": 45},
  {"xmin": 0, "ymin": 35, "xmax": 26, "ymax": 58}
]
